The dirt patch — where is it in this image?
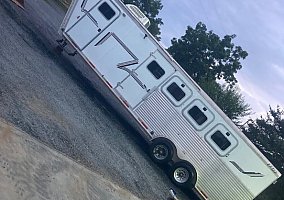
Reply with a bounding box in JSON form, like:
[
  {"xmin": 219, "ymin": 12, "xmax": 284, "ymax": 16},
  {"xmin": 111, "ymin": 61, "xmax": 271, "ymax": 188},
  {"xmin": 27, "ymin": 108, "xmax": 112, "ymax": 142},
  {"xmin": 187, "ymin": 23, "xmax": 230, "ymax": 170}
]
[{"xmin": 0, "ymin": 119, "xmax": 141, "ymax": 200}]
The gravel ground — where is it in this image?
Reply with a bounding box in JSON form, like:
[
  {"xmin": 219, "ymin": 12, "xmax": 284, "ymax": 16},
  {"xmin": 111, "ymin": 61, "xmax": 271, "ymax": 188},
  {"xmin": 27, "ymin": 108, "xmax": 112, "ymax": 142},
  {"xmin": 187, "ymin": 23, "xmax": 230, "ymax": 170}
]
[{"xmin": 0, "ymin": 0, "xmax": 191, "ymax": 199}]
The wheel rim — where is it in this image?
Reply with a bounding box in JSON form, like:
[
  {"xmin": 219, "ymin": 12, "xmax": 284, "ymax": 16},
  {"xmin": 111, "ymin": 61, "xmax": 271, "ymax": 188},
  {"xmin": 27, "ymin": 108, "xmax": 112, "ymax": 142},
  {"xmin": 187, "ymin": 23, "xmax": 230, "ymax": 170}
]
[
  {"xmin": 152, "ymin": 144, "xmax": 169, "ymax": 160},
  {"xmin": 173, "ymin": 167, "xmax": 190, "ymax": 183}
]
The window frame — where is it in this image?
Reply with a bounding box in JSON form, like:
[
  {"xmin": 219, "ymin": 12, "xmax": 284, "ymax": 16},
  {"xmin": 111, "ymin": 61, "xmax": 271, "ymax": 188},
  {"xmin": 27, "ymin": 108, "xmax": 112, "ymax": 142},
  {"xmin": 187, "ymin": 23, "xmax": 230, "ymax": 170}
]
[
  {"xmin": 211, "ymin": 130, "xmax": 231, "ymax": 151},
  {"xmin": 187, "ymin": 105, "xmax": 208, "ymax": 126},
  {"xmin": 182, "ymin": 99, "xmax": 215, "ymax": 131},
  {"xmin": 166, "ymin": 82, "xmax": 186, "ymax": 102},
  {"xmin": 161, "ymin": 76, "xmax": 193, "ymax": 107},
  {"xmin": 147, "ymin": 60, "xmax": 165, "ymax": 79},
  {"xmin": 98, "ymin": 2, "xmax": 116, "ymax": 20},
  {"xmin": 205, "ymin": 124, "xmax": 238, "ymax": 156}
]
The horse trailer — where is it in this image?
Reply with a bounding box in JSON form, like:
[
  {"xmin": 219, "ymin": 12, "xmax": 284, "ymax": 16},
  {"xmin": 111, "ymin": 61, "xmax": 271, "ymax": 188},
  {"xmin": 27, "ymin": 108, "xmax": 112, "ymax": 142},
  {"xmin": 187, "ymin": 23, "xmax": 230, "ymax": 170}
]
[{"xmin": 57, "ymin": 0, "xmax": 281, "ymax": 199}]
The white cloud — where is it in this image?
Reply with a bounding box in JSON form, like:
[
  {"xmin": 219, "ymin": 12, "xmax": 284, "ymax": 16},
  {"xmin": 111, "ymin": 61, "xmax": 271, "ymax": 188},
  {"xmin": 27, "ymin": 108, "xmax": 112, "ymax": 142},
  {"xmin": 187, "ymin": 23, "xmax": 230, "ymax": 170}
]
[
  {"xmin": 237, "ymin": 71, "xmax": 284, "ymax": 119},
  {"xmin": 159, "ymin": 0, "xmax": 284, "ymax": 120},
  {"xmin": 272, "ymin": 64, "xmax": 284, "ymax": 78}
]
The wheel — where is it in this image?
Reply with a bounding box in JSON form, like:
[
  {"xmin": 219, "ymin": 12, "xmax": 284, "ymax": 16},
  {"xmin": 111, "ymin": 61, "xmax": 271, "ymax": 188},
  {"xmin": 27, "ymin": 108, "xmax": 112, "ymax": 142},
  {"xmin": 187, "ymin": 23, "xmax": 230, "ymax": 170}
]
[
  {"xmin": 169, "ymin": 161, "xmax": 197, "ymax": 189},
  {"xmin": 149, "ymin": 138, "xmax": 174, "ymax": 164}
]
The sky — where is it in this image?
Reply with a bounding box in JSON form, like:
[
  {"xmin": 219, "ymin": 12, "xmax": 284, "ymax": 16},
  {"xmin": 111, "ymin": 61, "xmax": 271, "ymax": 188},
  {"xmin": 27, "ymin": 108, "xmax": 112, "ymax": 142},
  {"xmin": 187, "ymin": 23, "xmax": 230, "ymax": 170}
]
[{"xmin": 158, "ymin": 0, "xmax": 284, "ymax": 120}]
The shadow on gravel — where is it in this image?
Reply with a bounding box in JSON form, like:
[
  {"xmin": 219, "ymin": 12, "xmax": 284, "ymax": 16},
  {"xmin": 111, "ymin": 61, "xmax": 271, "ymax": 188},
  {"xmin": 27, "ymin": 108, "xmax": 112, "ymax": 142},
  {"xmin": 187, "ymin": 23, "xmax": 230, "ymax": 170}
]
[{"xmin": 2, "ymin": 0, "xmax": 149, "ymax": 158}]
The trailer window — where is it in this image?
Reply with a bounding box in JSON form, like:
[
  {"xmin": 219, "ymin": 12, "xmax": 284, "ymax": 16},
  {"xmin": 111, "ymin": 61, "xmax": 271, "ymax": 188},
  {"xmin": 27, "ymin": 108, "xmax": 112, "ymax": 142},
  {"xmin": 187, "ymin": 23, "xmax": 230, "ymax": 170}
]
[
  {"xmin": 167, "ymin": 82, "xmax": 185, "ymax": 101},
  {"xmin": 188, "ymin": 106, "xmax": 208, "ymax": 125},
  {"xmin": 99, "ymin": 2, "xmax": 116, "ymax": 20},
  {"xmin": 147, "ymin": 61, "xmax": 165, "ymax": 79},
  {"xmin": 211, "ymin": 131, "xmax": 231, "ymax": 151}
]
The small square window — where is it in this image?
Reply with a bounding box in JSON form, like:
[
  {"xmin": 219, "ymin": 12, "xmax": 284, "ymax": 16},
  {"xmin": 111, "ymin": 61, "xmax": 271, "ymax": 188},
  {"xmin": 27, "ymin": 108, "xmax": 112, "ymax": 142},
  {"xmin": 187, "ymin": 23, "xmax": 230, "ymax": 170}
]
[
  {"xmin": 147, "ymin": 61, "xmax": 165, "ymax": 79},
  {"xmin": 98, "ymin": 2, "xmax": 116, "ymax": 20},
  {"xmin": 167, "ymin": 82, "xmax": 185, "ymax": 101},
  {"xmin": 188, "ymin": 106, "xmax": 208, "ymax": 125},
  {"xmin": 211, "ymin": 131, "xmax": 231, "ymax": 151}
]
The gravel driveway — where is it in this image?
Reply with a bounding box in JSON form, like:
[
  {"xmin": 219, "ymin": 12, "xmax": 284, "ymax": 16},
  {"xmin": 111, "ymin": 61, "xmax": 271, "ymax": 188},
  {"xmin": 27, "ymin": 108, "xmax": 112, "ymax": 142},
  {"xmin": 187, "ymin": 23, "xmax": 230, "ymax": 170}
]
[{"xmin": 0, "ymin": 0, "xmax": 192, "ymax": 199}]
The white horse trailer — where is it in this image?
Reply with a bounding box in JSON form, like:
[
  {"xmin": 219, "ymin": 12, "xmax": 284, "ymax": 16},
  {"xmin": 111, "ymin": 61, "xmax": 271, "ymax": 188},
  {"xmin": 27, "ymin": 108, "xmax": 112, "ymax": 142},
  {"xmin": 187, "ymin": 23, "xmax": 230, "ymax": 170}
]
[{"xmin": 58, "ymin": 0, "xmax": 281, "ymax": 199}]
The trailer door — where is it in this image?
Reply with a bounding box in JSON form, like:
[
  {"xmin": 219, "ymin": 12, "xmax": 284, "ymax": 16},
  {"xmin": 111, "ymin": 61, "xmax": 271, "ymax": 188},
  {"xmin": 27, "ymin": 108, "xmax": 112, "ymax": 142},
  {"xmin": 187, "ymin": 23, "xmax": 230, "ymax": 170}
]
[
  {"xmin": 66, "ymin": 0, "xmax": 120, "ymax": 50},
  {"xmin": 83, "ymin": 31, "xmax": 139, "ymax": 87},
  {"xmin": 115, "ymin": 50, "xmax": 175, "ymax": 108}
]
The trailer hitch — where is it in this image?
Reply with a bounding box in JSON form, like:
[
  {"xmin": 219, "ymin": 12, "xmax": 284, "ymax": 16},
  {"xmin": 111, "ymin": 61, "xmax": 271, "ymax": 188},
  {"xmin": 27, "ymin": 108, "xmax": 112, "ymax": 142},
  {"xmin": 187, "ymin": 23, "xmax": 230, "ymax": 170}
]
[{"xmin": 55, "ymin": 39, "xmax": 77, "ymax": 56}]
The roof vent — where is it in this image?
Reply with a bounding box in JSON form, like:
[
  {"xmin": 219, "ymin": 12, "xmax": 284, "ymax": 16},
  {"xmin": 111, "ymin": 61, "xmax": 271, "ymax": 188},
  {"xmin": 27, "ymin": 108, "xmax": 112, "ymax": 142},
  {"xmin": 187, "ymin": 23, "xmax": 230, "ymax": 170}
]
[{"xmin": 126, "ymin": 4, "xmax": 151, "ymax": 29}]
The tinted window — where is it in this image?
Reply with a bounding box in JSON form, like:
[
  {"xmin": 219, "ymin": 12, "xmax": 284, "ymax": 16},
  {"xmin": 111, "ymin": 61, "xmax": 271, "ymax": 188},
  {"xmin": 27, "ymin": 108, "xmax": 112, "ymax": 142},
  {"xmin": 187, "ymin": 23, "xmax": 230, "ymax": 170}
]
[
  {"xmin": 147, "ymin": 61, "xmax": 165, "ymax": 79},
  {"xmin": 98, "ymin": 2, "xmax": 116, "ymax": 20},
  {"xmin": 211, "ymin": 131, "xmax": 231, "ymax": 150},
  {"xmin": 167, "ymin": 82, "xmax": 185, "ymax": 101},
  {"xmin": 188, "ymin": 106, "xmax": 208, "ymax": 125}
]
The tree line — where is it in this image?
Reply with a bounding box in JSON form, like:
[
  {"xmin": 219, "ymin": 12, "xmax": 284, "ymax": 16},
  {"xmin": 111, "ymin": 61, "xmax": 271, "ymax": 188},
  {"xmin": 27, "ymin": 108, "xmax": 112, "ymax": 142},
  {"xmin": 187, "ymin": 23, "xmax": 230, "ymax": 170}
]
[{"xmin": 123, "ymin": 0, "xmax": 283, "ymax": 199}]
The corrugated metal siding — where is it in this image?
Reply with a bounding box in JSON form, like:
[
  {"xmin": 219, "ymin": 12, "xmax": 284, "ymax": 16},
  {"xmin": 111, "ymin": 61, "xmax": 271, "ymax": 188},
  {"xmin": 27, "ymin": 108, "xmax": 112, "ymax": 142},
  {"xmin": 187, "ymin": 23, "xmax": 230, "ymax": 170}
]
[{"xmin": 134, "ymin": 91, "xmax": 254, "ymax": 200}]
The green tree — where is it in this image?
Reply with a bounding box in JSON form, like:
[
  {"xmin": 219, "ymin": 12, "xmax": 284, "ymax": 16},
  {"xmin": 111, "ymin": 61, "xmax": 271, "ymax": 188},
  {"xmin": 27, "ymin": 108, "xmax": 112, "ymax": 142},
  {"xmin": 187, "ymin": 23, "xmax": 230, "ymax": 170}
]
[
  {"xmin": 123, "ymin": 0, "xmax": 163, "ymax": 40},
  {"xmin": 242, "ymin": 106, "xmax": 284, "ymax": 200},
  {"xmin": 199, "ymin": 79, "xmax": 251, "ymax": 123},
  {"xmin": 167, "ymin": 22, "xmax": 250, "ymax": 121},
  {"xmin": 167, "ymin": 22, "xmax": 248, "ymax": 86}
]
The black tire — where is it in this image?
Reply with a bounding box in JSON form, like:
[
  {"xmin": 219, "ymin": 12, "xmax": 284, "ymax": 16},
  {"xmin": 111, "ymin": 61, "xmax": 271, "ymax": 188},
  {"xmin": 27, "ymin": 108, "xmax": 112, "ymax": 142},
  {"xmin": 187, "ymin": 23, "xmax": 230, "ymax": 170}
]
[
  {"xmin": 169, "ymin": 161, "xmax": 197, "ymax": 189},
  {"xmin": 149, "ymin": 138, "xmax": 174, "ymax": 164}
]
